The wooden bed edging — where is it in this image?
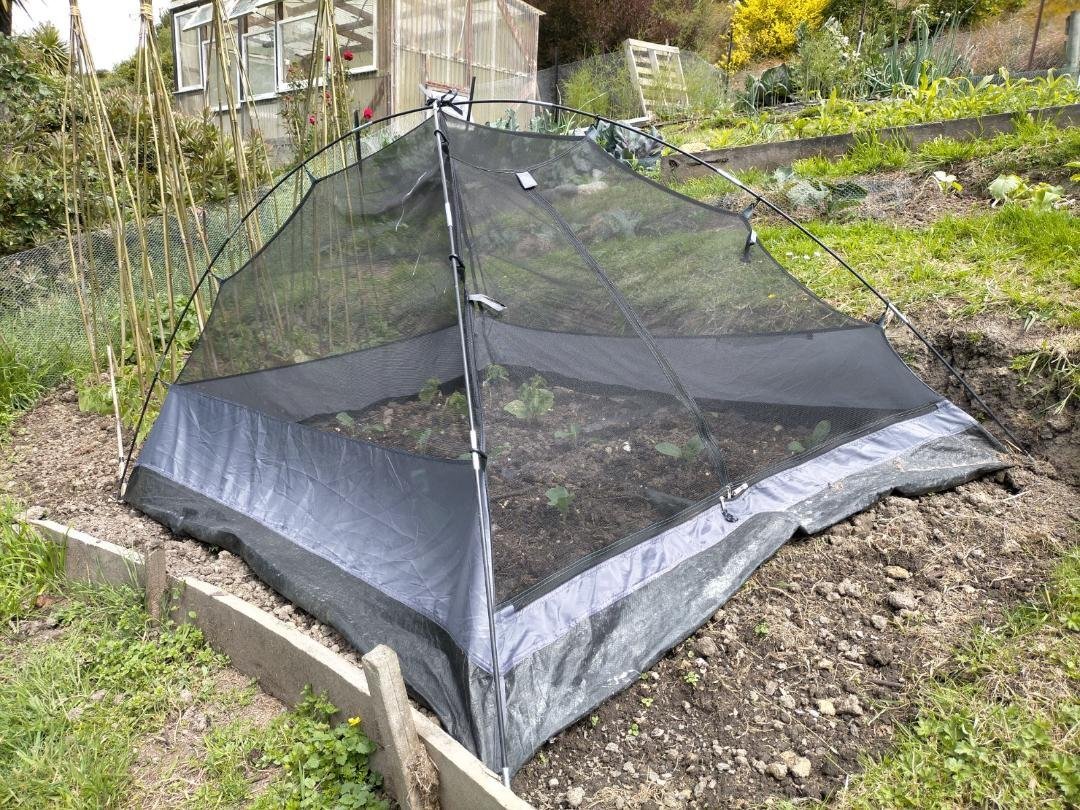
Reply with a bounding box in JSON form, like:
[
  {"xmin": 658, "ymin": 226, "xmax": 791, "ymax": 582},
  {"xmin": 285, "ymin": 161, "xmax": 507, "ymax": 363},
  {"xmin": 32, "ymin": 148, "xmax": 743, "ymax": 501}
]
[
  {"xmin": 661, "ymin": 102, "xmax": 1080, "ymax": 180},
  {"xmin": 27, "ymin": 518, "xmax": 534, "ymax": 810}
]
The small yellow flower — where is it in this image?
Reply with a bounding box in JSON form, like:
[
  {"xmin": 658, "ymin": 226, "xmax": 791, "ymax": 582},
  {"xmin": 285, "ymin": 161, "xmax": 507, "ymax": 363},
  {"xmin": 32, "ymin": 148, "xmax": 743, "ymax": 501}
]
[{"xmin": 348, "ymin": 716, "xmax": 361, "ymax": 726}]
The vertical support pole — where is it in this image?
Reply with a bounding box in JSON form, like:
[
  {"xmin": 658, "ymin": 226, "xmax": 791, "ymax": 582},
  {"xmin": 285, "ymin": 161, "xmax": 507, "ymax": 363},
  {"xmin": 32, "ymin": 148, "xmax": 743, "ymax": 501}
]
[
  {"xmin": 430, "ymin": 101, "xmax": 512, "ymax": 788},
  {"xmin": 353, "ymin": 109, "xmax": 363, "ymax": 164},
  {"xmin": 1027, "ymin": 0, "xmax": 1047, "ymax": 71},
  {"xmin": 1065, "ymin": 11, "xmax": 1080, "ymax": 76},
  {"xmin": 467, "ymin": 75, "xmax": 477, "ymax": 122},
  {"xmin": 362, "ymin": 645, "xmax": 439, "ymax": 810}
]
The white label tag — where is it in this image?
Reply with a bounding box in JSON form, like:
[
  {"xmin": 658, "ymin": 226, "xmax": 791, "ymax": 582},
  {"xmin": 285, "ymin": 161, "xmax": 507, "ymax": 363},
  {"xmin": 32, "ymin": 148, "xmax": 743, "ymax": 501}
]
[{"xmin": 516, "ymin": 171, "xmax": 537, "ymax": 190}]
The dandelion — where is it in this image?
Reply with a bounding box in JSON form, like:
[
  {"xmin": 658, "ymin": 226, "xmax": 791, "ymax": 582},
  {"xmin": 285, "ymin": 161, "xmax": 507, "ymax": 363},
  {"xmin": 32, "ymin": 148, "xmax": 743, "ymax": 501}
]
[{"xmin": 348, "ymin": 716, "xmax": 361, "ymax": 726}]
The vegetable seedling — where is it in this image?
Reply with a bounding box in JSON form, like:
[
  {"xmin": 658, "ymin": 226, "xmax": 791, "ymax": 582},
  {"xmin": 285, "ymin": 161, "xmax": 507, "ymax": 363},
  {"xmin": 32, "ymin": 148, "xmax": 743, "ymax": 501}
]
[
  {"xmin": 655, "ymin": 435, "xmax": 704, "ymax": 461},
  {"xmin": 545, "ymin": 484, "xmax": 574, "ymax": 515},
  {"xmin": 504, "ymin": 375, "xmax": 554, "ymax": 420},
  {"xmin": 788, "ymin": 419, "xmax": 832, "ymax": 454}
]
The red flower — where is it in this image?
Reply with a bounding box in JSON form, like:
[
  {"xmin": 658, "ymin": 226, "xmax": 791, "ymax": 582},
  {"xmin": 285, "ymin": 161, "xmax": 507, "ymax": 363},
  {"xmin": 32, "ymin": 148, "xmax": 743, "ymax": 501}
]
[
  {"xmin": 343, "ymin": 49, "xmax": 354, "ymax": 62},
  {"xmin": 362, "ymin": 106, "xmax": 373, "ymax": 120},
  {"xmin": 325, "ymin": 54, "xmax": 332, "ymax": 63},
  {"xmin": 308, "ymin": 114, "xmax": 317, "ymax": 125},
  {"xmin": 325, "ymin": 91, "xmax": 332, "ymax": 101}
]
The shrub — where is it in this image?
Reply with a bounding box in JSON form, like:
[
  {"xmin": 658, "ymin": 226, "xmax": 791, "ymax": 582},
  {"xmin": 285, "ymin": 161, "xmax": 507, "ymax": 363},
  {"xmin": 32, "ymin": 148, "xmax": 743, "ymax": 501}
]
[{"xmin": 728, "ymin": 0, "xmax": 829, "ymax": 69}]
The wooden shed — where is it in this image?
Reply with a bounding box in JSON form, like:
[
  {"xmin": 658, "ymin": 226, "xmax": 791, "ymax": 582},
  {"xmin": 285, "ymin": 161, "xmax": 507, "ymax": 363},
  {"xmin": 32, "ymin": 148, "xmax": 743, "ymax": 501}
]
[{"xmin": 169, "ymin": 0, "xmax": 541, "ymax": 141}]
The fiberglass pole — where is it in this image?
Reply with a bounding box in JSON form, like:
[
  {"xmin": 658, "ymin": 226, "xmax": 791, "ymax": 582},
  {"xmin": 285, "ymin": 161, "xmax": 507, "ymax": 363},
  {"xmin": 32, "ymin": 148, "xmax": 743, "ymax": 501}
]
[{"xmin": 430, "ymin": 99, "xmax": 513, "ymax": 788}]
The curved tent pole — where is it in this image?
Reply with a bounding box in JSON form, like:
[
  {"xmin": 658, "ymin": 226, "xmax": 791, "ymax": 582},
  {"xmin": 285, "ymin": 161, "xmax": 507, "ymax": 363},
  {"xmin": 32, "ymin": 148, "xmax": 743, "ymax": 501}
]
[
  {"xmin": 116, "ymin": 105, "xmax": 442, "ymax": 498},
  {"xmin": 458, "ymin": 97, "xmax": 1025, "ymax": 453},
  {"xmin": 430, "ymin": 98, "xmax": 513, "ymax": 787}
]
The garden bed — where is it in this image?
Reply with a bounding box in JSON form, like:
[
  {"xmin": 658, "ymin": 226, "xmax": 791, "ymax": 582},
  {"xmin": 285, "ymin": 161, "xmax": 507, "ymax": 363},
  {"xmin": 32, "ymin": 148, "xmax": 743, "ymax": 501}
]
[
  {"xmin": 307, "ymin": 376, "xmax": 815, "ymax": 601},
  {"xmin": 1, "ymin": 311, "xmax": 1076, "ymax": 808}
]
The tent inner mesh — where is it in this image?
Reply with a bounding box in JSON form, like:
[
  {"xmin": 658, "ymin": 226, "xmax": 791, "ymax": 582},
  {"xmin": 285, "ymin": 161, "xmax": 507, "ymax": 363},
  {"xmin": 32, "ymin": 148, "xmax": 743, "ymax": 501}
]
[{"xmin": 173, "ymin": 117, "xmax": 939, "ymax": 605}]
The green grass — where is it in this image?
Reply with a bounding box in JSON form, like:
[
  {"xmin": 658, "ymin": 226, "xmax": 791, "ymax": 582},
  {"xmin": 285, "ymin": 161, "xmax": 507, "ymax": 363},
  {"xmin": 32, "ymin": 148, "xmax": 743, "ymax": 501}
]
[
  {"xmin": 817, "ymin": 547, "xmax": 1080, "ymax": 809},
  {"xmin": 0, "ymin": 582, "xmax": 229, "ymax": 805},
  {"xmin": 786, "ymin": 119, "xmax": 1080, "ymax": 180},
  {"xmin": 0, "ymin": 499, "xmax": 64, "ymax": 623},
  {"xmin": 755, "ymin": 207, "xmax": 1080, "ymax": 327},
  {"xmin": 0, "ymin": 505, "xmax": 385, "ymax": 808}
]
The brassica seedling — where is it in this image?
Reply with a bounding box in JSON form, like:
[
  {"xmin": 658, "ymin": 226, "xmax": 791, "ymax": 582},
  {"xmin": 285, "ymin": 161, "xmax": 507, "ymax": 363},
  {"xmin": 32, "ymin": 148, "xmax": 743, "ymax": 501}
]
[
  {"xmin": 445, "ymin": 391, "xmax": 469, "ymax": 418},
  {"xmin": 554, "ymin": 423, "xmax": 581, "ymax": 445},
  {"xmin": 419, "ymin": 377, "xmax": 441, "ymax": 404},
  {"xmin": 655, "ymin": 435, "xmax": 704, "ymax": 461},
  {"xmin": 504, "ymin": 375, "xmax": 554, "ymax": 420},
  {"xmin": 788, "ymin": 419, "xmax": 832, "ymax": 454},
  {"xmin": 545, "ymin": 484, "xmax": 574, "ymax": 515},
  {"xmin": 485, "ymin": 364, "xmax": 509, "ymax": 385}
]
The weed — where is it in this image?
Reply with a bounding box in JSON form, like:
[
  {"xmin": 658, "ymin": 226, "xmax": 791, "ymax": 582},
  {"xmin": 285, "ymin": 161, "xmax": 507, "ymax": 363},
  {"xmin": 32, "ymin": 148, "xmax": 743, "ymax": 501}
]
[
  {"xmin": 1010, "ymin": 340, "xmax": 1079, "ymax": 414},
  {"xmin": 589, "ymin": 715, "xmax": 599, "ymax": 728},
  {"xmin": 641, "ymin": 697, "xmax": 654, "ymax": 708},
  {"xmin": 484, "ymin": 364, "xmax": 509, "ymax": 385},
  {"xmin": 755, "ymin": 621, "xmax": 770, "ymax": 637},
  {"xmin": 445, "ymin": 390, "xmax": 469, "ymax": 418},
  {"xmin": 627, "ymin": 721, "xmax": 640, "ymax": 737},
  {"xmin": 554, "ymin": 423, "xmax": 581, "ymax": 445},
  {"xmin": 418, "ymin": 377, "xmax": 441, "ymax": 405},
  {"xmin": 683, "ymin": 670, "xmax": 700, "ymax": 687},
  {"xmin": 0, "ymin": 502, "xmax": 64, "ymax": 623}
]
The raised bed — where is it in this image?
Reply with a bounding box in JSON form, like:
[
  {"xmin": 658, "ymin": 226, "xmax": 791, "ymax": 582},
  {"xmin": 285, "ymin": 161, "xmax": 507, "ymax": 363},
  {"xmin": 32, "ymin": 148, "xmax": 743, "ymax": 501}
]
[
  {"xmin": 28, "ymin": 518, "xmax": 533, "ymax": 810},
  {"xmin": 662, "ymin": 102, "xmax": 1080, "ymax": 181}
]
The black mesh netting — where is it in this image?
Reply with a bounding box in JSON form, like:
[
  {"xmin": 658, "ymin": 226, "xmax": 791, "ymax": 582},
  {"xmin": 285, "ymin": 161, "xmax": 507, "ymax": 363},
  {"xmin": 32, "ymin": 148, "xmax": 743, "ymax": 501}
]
[{"xmin": 173, "ymin": 115, "xmax": 939, "ymax": 605}]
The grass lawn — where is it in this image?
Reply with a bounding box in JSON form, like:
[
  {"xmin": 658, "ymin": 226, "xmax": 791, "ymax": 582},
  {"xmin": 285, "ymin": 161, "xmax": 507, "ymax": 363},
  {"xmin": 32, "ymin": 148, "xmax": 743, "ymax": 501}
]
[{"xmin": 0, "ymin": 501, "xmax": 386, "ymax": 809}]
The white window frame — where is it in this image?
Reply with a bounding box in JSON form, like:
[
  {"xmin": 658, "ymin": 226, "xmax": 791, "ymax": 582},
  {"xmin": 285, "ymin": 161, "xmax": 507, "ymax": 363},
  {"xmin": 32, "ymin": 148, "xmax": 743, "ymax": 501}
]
[
  {"xmin": 276, "ymin": 4, "xmax": 320, "ymax": 93},
  {"xmin": 240, "ymin": 15, "xmax": 279, "ymax": 101},
  {"xmin": 276, "ymin": 1, "xmax": 377, "ymax": 93},
  {"xmin": 174, "ymin": 7, "xmax": 206, "ymax": 92},
  {"xmin": 201, "ymin": 32, "xmax": 242, "ymax": 112}
]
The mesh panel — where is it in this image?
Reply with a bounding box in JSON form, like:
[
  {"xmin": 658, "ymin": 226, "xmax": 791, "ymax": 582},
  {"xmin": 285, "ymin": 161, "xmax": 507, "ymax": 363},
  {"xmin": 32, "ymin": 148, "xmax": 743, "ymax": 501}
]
[
  {"xmin": 178, "ymin": 119, "xmax": 471, "ymax": 458},
  {"xmin": 443, "ymin": 119, "xmax": 938, "ymax": 601}
]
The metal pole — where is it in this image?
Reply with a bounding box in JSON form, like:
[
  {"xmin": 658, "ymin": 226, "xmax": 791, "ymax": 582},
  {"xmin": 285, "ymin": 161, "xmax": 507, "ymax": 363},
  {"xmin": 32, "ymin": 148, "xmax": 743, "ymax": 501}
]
[
  {"xmin": 430, "ymin": 100, "xmax": 513, "ymax": 787},
  {"xmin": 1027, "ymin": 0, "xmax": 1047, "ymax": 71}
]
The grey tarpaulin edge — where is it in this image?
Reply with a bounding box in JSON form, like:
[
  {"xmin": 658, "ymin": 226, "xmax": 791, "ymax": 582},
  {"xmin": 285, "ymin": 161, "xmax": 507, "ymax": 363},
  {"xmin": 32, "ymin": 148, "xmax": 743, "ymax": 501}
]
[{"xmin": 124, "ymin": 419, "xmax": 1005, "ymax": 771}]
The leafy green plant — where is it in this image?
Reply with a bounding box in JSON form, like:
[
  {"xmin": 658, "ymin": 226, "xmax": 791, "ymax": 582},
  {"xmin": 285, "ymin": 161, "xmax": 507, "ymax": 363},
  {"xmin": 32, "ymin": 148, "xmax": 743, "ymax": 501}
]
[
  {"xmin": 335, "ymin": 412, "xmax": 356, "ymax": 429},
  {"xmin": 256, "ymin": 689, "xmax": 385, "ymax": 809},
  {"xmin": 504, "ymin": 375, "xmax": 554, "ymax": 421},
  {"xmin": 545, "ymin": 485, "xmax": 574, "ymax": 516},
  {"xmin": 484, "ymin": 364, "xmax": 509, "ymax": 385},
  {"xmin": 988, "ymin": 174, "xmax": 1067, "ymax": 212},
  {"xmin": 655, "ymin": 436, "xmax": 705, "ymax": 461},
  {"xmin": 411, "ymin": 428, "xmax": 433, "ymax": 453},
  {"xmin": 554, "ymin": 423, "xmax": 581, "ymax": 445},
  {"xmin": 788, "ymin": 419, "xmax": 832, "ymax": 454},
  {"xmin": 932, "ymin": 170, "xmax": 962, "ymax": 195},
  {"xmin": 683, "ymin": 670, "xmax": 700, "ymax": 686},
  {"xmin": 1069, "ymin": 161, "xmax": 1080, "ymax": 182},
  {"xmin": 445, "ymin": 391, "xmax": 469, "ymax": 418},
  {"xmin": 755, "ymin": 621, "xmax": 770, "ymax": 637},
  {"xmin": 640, "ymin": 697, "xmax": 654, "ymax": 708},
  {"xmin": 418, "ymin": 377, "xmax": 442, "ymax": 405}
]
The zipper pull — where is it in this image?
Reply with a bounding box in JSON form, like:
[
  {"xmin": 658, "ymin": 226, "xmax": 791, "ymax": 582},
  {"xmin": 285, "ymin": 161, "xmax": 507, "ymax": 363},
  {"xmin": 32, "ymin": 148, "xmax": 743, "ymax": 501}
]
[{"xmin": 719, "ymin": 482, "xmax": 748, "ymax": 523}]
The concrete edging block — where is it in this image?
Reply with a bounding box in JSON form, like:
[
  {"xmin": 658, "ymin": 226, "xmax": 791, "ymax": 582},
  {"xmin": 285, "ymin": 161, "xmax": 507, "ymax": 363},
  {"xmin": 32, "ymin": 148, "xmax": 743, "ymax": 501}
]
[{"xmin": 26, "ymin": 518, "xmax": 533, "ymax": 810}]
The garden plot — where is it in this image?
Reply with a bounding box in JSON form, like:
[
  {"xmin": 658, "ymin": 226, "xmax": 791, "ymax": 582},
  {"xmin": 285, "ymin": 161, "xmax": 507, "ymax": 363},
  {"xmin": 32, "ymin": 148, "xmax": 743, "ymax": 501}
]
[{"xmin": 1, "ymin": 309, "xmax": 1076, "ymax": 808}]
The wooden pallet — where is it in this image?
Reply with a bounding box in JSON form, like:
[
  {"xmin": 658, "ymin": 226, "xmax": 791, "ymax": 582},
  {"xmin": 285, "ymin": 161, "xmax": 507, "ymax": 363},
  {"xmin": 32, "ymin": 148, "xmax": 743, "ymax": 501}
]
[{"xmin": 624, "ymin": 38, "xmax": 688, "ymax": 119}]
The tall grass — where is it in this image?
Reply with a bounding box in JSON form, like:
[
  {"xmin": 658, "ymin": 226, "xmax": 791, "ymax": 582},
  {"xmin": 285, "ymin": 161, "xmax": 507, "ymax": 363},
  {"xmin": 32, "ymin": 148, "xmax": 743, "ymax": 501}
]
[{"xmin": 0, "ymin": 501, "xmax": 64, "ymax": 623}]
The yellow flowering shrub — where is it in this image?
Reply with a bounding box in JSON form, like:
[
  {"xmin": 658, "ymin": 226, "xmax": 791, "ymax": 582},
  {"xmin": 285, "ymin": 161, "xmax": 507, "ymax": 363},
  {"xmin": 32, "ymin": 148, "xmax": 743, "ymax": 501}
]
[{"xmin": 728, "ymin": 0, "xmax": 829, "ymax": 69}]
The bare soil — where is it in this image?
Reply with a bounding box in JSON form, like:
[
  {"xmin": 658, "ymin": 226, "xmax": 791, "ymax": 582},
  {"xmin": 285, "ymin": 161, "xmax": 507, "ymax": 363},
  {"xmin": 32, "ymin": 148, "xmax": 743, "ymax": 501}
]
[
  {"xmin": 307, "ymin": 379, "xmax": 815, "ymax": 602},
  {"xmin": 1, "ymin": 313, "xmax": 1077, "ymax": 809}
]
